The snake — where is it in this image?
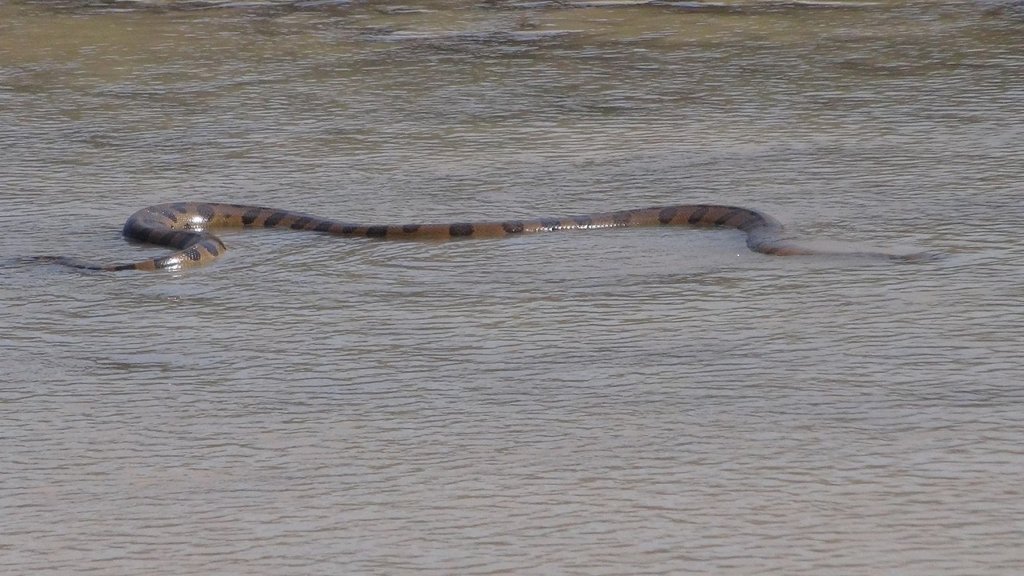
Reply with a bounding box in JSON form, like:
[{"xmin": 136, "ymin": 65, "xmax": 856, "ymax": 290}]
[{"xmin": 31, "ymin": 201, "xmax": 926, "ymax": 271}]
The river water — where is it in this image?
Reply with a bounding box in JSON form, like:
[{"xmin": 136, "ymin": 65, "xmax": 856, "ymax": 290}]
[{"xmin": 2, "ymin": 0, "xmax": 1023, "ymax": 574}]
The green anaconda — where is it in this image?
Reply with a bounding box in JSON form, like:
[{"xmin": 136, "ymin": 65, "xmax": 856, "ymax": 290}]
[{"xmin": 33, "ymin": 202, "xmax": 924, "ymax": 271}]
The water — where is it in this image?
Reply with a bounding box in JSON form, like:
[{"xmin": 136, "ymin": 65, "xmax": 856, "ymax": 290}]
[{"xmin": 2, "ymin": 1, "xmax": 1023, "ymax": 573}]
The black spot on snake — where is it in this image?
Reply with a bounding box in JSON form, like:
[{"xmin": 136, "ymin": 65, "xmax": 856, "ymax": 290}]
[
  {"xmin": 159, "ymin": 207, "xmax": 180, "ymax": 223},
  {"xmin": 263, "ymin": 211, "xmax": 288, "ymax": 227},
  {"xmin": 688, "ymin": 206, "xmax": 709, "ymax": 225},
  {"xmin": 197, "ymin": 204, "xmax": 215, "ymax": 221},
  {"xmin": 449, "ymin": 223, "xmax": 474, "ymax": 237},
  {"xmin": 658, "ymin": 207, "xmax": 679, "ymax": 224},
  {"xmin": 714, "ymin": 208, "xmax": 742, "ymax": 226},
  {"xmin": 502, "ymin": 220, "xmax": 525, "ymax": 234},
  {"xmin": 365, "ymin": 226, "xmax": 388, "ymax": 238},
  {"xmin": 291, "ymin": 217, "xmax": 313, "ymax": 230},
  {"xmin": 242, "ymin": 208, "xmax": 261, "ymax": 227},
  {"xmin": 539, "ymin": 218, "xmax": 561, "ymax": 230}
]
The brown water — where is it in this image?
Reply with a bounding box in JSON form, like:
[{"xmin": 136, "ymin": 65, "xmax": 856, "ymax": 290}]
[{"xmin": 2, "ymin": 1, "xmax": 1024, "ymax": 574}]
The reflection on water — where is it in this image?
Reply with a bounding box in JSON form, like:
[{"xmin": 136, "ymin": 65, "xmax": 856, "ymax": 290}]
[{"xmin": 2, "ymin": 1, "xmax": 1023, "ymax": 574}]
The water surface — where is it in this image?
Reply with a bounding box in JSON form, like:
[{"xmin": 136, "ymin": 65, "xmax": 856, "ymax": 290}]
[{"xmin": 2, "ymin": 1, "xmax": 1023, "ymax": 574}]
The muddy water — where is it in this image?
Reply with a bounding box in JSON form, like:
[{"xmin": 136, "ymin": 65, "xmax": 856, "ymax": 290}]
[{"xmin": 2, "ymin": 1, "xmax": 1023, "ymax": 574}]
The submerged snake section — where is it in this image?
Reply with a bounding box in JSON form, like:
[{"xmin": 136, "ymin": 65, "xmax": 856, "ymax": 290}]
[{"xmin": 34, "ymin": 202, "xmax": 921, "ymax": 272}]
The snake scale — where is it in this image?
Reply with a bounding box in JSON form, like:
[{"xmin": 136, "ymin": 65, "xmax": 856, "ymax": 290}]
[{"xmin": 32, "ymin": 202, "xmax": 923, "ymax": 271}]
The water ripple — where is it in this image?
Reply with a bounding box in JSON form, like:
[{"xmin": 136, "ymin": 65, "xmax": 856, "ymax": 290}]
[{"xmin": 3, "ymin": 1, "xmax": 1024, "ymax": 574}]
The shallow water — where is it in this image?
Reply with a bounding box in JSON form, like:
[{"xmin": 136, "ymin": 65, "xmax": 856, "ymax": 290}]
[{"xmin": 2, "ymin": 0, "xmax": 1024, "ymax": 574}]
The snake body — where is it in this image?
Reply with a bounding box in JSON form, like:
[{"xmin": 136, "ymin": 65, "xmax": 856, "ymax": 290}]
[{"xmin": 35, "ymin": 202, "xmax": 917, "ymax": 271}]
